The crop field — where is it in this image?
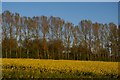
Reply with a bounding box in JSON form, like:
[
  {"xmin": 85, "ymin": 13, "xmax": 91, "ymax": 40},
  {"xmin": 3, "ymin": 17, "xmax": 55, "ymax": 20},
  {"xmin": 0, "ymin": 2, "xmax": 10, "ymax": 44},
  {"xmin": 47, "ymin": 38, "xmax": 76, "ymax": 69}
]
[{"xmin": 1, "ymin": 58, "xmax": 119, "ymax": 78}]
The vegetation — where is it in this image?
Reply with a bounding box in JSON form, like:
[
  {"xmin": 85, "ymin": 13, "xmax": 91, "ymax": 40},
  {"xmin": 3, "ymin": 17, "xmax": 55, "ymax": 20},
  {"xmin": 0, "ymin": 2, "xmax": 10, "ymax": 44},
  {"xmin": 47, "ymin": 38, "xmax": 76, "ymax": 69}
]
[
  {"xmin": 2, "ymin": 58, "xmax": 119, "ymax": 78},
  {"xmin": 1, "ymin": 10, "xmax": 120, "ymax": 79},
  {"xmin": 1, "ymin": 11, "xmax": 120, "ymax": 61}
]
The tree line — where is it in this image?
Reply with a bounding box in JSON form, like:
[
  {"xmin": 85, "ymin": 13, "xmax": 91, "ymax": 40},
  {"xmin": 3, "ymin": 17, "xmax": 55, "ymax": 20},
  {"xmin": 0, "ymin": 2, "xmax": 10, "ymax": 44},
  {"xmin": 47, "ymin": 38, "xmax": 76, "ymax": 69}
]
[{"xmin": 2, "ymin": 11, "xmax": 120, "ymax": 61}]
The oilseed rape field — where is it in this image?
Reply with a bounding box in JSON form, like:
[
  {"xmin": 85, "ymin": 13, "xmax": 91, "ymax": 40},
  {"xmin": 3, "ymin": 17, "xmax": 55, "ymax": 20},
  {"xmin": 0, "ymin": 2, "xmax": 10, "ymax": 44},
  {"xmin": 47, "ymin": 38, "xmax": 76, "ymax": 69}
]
[{"xmin": 1, "ymin": 58, "xmax": 119, "ymax": 78}]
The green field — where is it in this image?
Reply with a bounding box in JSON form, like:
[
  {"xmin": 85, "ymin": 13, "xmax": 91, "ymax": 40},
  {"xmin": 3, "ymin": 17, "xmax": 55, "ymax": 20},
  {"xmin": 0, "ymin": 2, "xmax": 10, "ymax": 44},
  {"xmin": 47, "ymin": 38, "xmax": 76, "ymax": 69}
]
[{"xmin": 1, "ymin": 58, "xmax": 119, "ymax": 78}]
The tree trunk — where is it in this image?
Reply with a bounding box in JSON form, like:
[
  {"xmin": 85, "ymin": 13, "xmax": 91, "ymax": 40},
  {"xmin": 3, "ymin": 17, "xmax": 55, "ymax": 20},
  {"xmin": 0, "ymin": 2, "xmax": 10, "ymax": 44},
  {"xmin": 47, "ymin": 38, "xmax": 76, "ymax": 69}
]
[
  {"xmin": 6, "ymin": 49, "xmax": 7, "ymax": 58},
  {"xmin": 74, "ymin": 52, "xmax": 75, "ymax": 60},
  {"xmin": 37, "ymin": 49, "xmax": 39, "ymax": 59},
  {"xmin": 27, "ymin": 49, "xmax": 29, "ymax": 58},
  {"xmin": 10, "ymin": 47, "xmax": 11, "ymax": 58},
  {"xmin": 68, "ymin": 52, "xmax": 69, "ymax": 60},
  {"xmin": 20, "ymin": 46, "xmax": 21, "ymax": 58},
  {"xmin": 16, "ymin": 51, "xmax": 17, "ymax": 58}
]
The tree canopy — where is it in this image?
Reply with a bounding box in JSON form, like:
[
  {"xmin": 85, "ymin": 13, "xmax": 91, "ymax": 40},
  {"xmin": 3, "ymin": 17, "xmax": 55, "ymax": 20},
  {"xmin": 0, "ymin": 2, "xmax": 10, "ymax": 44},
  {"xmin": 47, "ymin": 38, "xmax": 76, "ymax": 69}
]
[{"xmin": 1, "ymin": 11, "xmax": 120, "ymax": 61}]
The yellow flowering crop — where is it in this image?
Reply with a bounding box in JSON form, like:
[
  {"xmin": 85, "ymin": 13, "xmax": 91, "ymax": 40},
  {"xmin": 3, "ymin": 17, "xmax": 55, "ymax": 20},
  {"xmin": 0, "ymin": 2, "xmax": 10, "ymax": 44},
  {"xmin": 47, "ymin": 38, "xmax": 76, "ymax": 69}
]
[{"xmin": 1, "ymin": 58, "xmax": 119, "ymax": 78}]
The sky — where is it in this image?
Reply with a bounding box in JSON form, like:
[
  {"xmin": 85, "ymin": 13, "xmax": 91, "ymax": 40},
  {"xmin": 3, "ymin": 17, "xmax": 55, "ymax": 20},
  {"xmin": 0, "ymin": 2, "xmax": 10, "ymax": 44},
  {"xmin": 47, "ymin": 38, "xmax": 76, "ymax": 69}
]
[
  {"xmin": 1, "ymin": 0, "xmax": 120, "ymax": 2},
  {"xmin": 2, "ymin": 2, "xmax": 118, "ymax": 25},
  {"xmin": 118, "ymin": 2, "xmax": 120, "ymax": 25}
]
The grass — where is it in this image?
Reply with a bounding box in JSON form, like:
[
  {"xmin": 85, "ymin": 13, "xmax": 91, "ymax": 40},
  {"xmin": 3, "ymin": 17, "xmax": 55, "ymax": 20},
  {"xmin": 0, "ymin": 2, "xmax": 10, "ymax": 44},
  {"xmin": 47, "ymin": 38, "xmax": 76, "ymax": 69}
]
[{"xmin": 1, "ymin": 58, "xmax": 119, "ymax": 78}]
